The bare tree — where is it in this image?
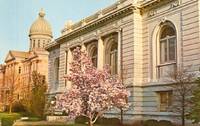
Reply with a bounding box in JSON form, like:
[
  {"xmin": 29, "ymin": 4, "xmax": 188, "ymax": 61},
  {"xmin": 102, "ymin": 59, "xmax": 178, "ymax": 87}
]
[
  {"xmin": 168, "ymin": 67, "xmax": 196, "ymax": 126},
  {"xmin": 3, "ymin": 70, "xmax": 21, "ymax": 113},
  {"xmin": 119, "ymin": 66, "xmax": 129, "ymax": 124},
  {"xmin": 29, "ymin": 71, "xmax": 47, "ymax": 117}
]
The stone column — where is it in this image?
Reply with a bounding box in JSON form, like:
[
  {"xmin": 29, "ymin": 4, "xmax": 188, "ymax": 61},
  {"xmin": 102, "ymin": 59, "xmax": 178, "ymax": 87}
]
[
  {"xmin": 66, "ymin": 49, "xmax": 72, "ymax": 89},
  {"xmin": 81, "ymin": 43, "xmax": 86, "ymax": 51},
  {"xmin": 97, "ymin": 36, "xmax": 104, "ymax": 69},
  {"xmin": 117, "ymin": 29, "xmax": 122, "ymax": 77}
]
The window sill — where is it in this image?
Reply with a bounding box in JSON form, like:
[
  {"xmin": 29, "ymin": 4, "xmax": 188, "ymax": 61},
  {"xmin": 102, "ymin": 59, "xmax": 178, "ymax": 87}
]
[{"xmin": 157, "ymin": 62, "xmax": 176, "ymax": 67}]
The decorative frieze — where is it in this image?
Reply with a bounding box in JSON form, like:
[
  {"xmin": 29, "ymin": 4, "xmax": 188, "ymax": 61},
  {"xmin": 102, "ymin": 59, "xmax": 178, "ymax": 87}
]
[
  {"xmin": 169, "ymin": 1, "xmax": 179, "ymax": 9},
  {"xmin": 160, "ymin": 17, "xmax": 167, "ymax": 23},
  {"xmin": 60, "ymin": 0, "xmax": 133, "ymax": 36},
  {"xmin": 147, "ymin": 9, "xmax": 157, "ymax": 17}
]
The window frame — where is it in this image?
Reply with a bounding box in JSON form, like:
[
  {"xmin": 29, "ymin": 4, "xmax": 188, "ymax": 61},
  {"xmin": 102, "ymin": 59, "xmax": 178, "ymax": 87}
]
[
  {"xmin": 110, "ymin": 43, "xmax": 118, "ymax": 75},
  {"xmin": 157, "ymin": 22, "xmax": 177, "ymax": 79},
  {"xmin": 86, "ymin": 42, "xmax": 98, "ymax": 68},
  {"xmin": 54, "ymin": 57, "xmax": 60, "ymax": 83},
  {"xmin": 65, "ymin": 50, "xmax": 68, "ymax": 74},
  {"xmin": 157, "ymin": 91, "xmax": 173, "ymax": 112},
  {"xmin": 160, "ymin": 34, "xmax": 176, "ymax": 64},
  {"xmin": 104, "ymin": 33, "xmax": 118, "ymax": 75}
]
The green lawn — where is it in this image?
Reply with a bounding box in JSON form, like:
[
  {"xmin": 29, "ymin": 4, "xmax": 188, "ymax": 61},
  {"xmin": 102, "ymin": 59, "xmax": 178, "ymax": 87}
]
[
  {"xmin": 0, "ymin": 112, "xmax": 22, "ymax": 126},
  {"xmin": 0, "ymin": 112, "xmax": 21, "ymax": 119},
  {"xmin": 65, "ymin": 124, "xmax": 120, "ymax": 126}
]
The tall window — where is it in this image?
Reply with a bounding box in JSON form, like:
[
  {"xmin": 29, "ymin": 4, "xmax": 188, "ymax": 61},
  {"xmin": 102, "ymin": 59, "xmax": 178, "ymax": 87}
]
[
  {"xmin": 65, "ymin": 51, "xmax": 68, "ymax": 74},
  {"xmin": 33, "ymin": 40, "xmax": 35, "ymax": 48},
  {"xmin": 91, "ymin": 47, "xmax": 97, "ymax": 67},
  {"xmin": 160, "ymin": 25, "xmax": 176, "ymax": 64},
  {"xmin": 110, "ymin": 43, "xmax": 118, "ymax": 75},
  {"xmin": 18, "ymin": 67, "xmax": 21, "ymax": 74},
  {"xmin": 43, "ymin": 40, "xmax": 45, "ymax": 47},
  {"xmin": 104, "ymin": 34, "xmax": 118, "ymax": 75},
  {"xmin": 38, "ymin": 40, "xmax": 40, "ymax": 48},
  {"xmin": 157, "ymin": 91, "xmax": 172, "ymax": 112},
  {"xmin": 87, "ymin": 42, "xmax": 98, "ymax": 67},
  {"xmin": 54, "ymin": 58, "xmax": 59, "ymax": 83},
  {"xmin": 158, "ymin": 22, "xmax": 177, "ymax": 78}
]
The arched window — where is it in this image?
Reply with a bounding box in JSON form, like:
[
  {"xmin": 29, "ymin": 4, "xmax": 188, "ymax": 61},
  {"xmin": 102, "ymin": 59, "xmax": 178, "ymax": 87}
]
[
  {"xmin": 104, "ymin": 34, "xmax": 118, "ymax": 75},
  {"xmin": 87, "ymin": 42, "xmax": 98, "ymax": 67},
  {"xmin": 110, "ymin": 43, "xmax": 118, "ymax": 75},
  {"xmin": 54, "ymin": 57, "xmax": 59, "ymax": 83},
  {"xmin": 91, "ymin": 47, "xmax": 97, "ymax": 67},
  {"xmin": 160, "ymin": 24, "xmax": 176, "ymax": 64},
  {"xmin": 158, "ymin": 22, "xmax": 177, "ymax": 78}
]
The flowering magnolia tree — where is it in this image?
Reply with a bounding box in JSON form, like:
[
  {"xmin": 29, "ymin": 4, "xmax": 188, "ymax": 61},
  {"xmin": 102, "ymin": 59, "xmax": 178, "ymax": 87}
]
[{"xmin": 55, "ymin": 47, "xmax": 129, "ymax": 126}]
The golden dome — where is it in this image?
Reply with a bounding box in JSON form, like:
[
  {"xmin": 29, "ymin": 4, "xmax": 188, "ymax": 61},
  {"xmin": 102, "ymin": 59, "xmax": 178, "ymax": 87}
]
[{"xmin": 29, "ymin": 9, "xmax": 52, "ymax": 37}]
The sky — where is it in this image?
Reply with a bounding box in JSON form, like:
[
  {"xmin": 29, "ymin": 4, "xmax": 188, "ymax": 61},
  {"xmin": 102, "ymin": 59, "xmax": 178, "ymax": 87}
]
[{"xmin": 0, "ymin": 0, "xmax": 116, "ymax": 64}]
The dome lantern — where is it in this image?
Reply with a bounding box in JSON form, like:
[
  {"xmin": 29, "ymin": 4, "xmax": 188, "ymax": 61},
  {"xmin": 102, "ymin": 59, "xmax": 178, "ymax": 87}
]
[{"xmin": 39, "ymin": 8, "xmax": 45, "ymax": 18}]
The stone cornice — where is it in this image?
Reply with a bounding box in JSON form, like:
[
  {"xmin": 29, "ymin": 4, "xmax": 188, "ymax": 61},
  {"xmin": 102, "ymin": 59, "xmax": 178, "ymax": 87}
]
[
  {"xmin": 61, "ymin": 0, "xmax": 131, "ymax": 34},
  {"xmin": 134, "ymin": 0, "xmax": 160, "ymax": 8},
  {"xmin": 134, "ymin": 0, "xmax": 176, "ymax": 10},
  {"xmin": 45, "ymin": 1, "xmax": 135, "ymax": 51},
  {"xmin": 45, "ymin": 41, "xmax": 60, "ymax": 51},
  {"xmin": 55, "ymin": 3, "xmax": 134, "ymax": 44}
]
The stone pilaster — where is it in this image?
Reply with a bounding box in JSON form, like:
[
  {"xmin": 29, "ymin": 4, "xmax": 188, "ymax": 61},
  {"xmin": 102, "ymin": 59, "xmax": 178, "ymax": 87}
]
[
  {"xmin": 117, "ymin": 28, "xmax": 122, "ymax": 77},
  {"xmin": 97, "ymin": 36, "xmax": 104, "ymax": 69},
  {"xmin": 66, "ymin": 49, "xmax": 72, "ymax": 89}
]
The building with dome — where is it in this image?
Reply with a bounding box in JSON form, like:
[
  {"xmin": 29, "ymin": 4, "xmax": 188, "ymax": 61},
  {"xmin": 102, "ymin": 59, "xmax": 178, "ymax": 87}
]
[{"xmin": 0, "ymin": 9, "xmax": 52, "ymax": 111}]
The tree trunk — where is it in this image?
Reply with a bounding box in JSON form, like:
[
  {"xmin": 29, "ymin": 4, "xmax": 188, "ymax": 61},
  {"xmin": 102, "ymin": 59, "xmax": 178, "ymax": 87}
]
[
  {"xmin": 182, "ymin": 95, "xmax": 185, "ymax": 126},
  {"xmin": 88, "ymin": 118, "xmax": 93, "ymax": 126},
  {"xmin": 9, "ymin": 103, "xmax": 12, "ymax": 113},
  {"xmin": 182, "ymin": 108, "xmax": 185, "ymax": 126},
  {"xmin": 120, "ymin": 108, "xmax": 123, "ymax": 124}
]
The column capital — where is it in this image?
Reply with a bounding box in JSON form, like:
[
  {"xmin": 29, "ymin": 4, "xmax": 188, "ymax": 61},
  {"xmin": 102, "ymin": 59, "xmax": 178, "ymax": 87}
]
[
  {"xmin": 64, "ymin": 47, "xmax": 70, "ymax": 51},
  {"xmin": 95, "ymin": 30, "xmax": 102, "ymax": 40},
  {"xmin": 117, "ymin": 27, "xmax": 123, "ymax": 32}
]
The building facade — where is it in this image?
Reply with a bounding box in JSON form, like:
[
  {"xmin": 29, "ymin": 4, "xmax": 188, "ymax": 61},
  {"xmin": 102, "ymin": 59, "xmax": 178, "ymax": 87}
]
[
  {"xmin": 46, "ymin": 0, "xmax": 200, "ymax": 123},
  {"xmin": 0, "ymin": 9, "xmax": 52, "ymax": 111}
]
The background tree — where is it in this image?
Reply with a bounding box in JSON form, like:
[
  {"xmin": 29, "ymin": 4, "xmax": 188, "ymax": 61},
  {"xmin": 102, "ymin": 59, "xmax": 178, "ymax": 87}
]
[
  {"xmin": 29, "ymin": 71, "xmax": 47, "ymax": 117},
  {"xmin": 187, "ymin": 77, "xmax": 200, "ymax": 123},
  {"xmin": 55, "ymin": 47, "xmax": 129, "ymax": 126},
  {"xmin": 119, "ymin": 67, "xmax": 129, "ymax": 124},
  {"xmin": 3, "ymin": 71, "xmax": 20, "ymax": 113},
  {"xmin": 168, "ymin": 67, "xmax": 196, "ymax": 126}
]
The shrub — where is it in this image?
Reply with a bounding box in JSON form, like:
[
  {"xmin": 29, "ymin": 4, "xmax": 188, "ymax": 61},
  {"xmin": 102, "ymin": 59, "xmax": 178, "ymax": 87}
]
[
  {"xmin": 12, "ymin": 101, "xmax": 26, "ymax": 112},
  {"xmin": 143, "ymin": 119, "xmax": 159, "ymax": 126},
  {"xmin": 0, "ymin": 113, "xmax": 21, "ymax": 126},
  {"xmin": 96, "ymin": 116, "xmax": 107, "ymax": 124},
  {"xmin": 96, "ymin": 117, "xmax": 121, "ymax": 125},
  {"xmin": 108, "ymin": 118, "xmax": 121, "ymax": 125},
  {"xmin": 158, "ymin": 120, "xmax": 174, "ymax": 126},
  {"xmin": 131, "ymin": 120, "xmax": 143, "ymax": 126},
  {"xmin": 75, "ymin": 116, "xmax": 89, "ymax": 124},
  {"xmin": 1, "ymin": 118, "xmax": 14, "ymax": 126}
]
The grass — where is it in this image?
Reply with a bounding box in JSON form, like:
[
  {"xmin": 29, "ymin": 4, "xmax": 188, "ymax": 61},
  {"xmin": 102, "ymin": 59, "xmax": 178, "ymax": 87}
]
[
  {"xmin": 50, "ymin": 124, "xmax": 128, "ymax": 126},
  {"xmin": 0, "ymin": 112, "xmax": 21, "ymax": 119},
  {"xmin": 0, "ymin": 112, "xmax": 22, "ymax": 126}
]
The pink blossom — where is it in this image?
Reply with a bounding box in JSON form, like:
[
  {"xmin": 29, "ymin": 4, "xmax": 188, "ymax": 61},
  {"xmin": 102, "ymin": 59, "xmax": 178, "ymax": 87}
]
[{"xmin": 55, "ymin": 47, "xmax": 128, "ymax": 126}]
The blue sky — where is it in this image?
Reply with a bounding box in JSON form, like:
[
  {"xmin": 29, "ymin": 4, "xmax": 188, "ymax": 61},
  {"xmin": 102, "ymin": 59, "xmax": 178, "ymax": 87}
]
[{"xmin": 0, "ymin": 0, "xmax": 115, "ymax": 64}]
